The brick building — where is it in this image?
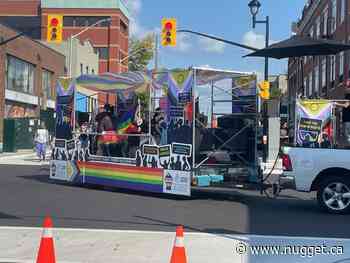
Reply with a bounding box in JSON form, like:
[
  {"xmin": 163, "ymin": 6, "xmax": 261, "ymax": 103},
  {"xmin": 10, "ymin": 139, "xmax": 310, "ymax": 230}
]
[
  {"xmin": 288, "ymin": 0, "xmax": 349, "ymax": 135},
  {"xmin": 0, "ymin": 23, "xmax": 65, "ymax": 152},
  {"xmin": 0, "ymin": 0, "xmax": 130, "ymax": 74}
]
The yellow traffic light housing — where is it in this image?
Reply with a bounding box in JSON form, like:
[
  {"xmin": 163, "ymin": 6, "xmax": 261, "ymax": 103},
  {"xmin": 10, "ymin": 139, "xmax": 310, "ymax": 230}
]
[
  {"xmin": 258, "ymin": 80, "xmax": 270, "ymax": 100},
  {"xmin": 47, "ymin": 15, "xmax": 63, "ymax": 43},
  {"xmin": 161, "ymin": 18, "xmax": 176, "ymax": 47}
]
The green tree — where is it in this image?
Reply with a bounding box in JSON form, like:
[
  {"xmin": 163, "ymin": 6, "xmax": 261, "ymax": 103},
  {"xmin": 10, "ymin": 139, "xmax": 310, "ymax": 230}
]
[
  {"xmin": 128, "ymin": 34, "xmax": 155, "ymax": 71},
  {"xmin": 270, "ymin": 82, "xmax": 282, "ymax": 99}
]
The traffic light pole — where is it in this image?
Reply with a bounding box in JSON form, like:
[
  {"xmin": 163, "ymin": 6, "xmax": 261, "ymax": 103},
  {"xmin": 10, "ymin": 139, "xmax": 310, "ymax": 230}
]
[
  {"xmin": 177, "ymin": 29, "xmax": 258, "ymax": 51},
  {"xmin": 253, "ymin": 16, "xmax": 269, "ymax": 163}
]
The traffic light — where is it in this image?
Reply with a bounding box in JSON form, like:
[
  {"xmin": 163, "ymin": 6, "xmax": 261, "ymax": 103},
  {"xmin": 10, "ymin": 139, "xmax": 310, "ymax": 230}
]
[
  {"xmin": 258, "ymin": 81, "xmax": 270, "ymax": 100},
  {"xmin": 161, "ymin": 18, "xmax": 176, "ymax": 47},
  {"xmin": 47, "ymin": 15, "xmax": 63, "ymax": 43}
]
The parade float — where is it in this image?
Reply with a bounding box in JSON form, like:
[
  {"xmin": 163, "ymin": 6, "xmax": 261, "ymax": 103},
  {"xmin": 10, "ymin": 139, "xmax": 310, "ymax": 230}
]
[{"xmin": 50, "ymin": 67, "xmax": 260, "ymax": 197}]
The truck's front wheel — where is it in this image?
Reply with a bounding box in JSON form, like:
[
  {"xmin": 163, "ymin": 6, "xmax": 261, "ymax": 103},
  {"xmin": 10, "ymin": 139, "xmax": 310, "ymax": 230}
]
[{"xmin": 317, "ymin": 176, "xmax": 350, "ymax": 214}]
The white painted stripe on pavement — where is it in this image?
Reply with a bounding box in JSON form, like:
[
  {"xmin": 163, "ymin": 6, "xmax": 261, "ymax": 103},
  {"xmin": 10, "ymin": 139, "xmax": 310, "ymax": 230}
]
[{"xmin": 0, "ymin": 226, "xmax": 349, "ymax": 242}]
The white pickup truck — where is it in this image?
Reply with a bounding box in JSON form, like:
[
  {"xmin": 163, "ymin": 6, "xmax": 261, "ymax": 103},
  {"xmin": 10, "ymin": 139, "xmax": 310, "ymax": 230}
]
[{"xmin": 281, "ymin": 146, "xmax": 350, "ymax": 214}]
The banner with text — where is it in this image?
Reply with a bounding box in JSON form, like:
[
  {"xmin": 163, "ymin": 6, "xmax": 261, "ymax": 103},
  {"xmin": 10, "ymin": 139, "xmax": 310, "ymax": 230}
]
[{"xmin": 295, "ymin": 99, "xmax": 333, "ymax": 146}]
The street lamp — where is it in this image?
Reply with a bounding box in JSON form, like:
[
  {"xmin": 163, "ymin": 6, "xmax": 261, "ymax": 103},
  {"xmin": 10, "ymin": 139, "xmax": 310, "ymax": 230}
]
[
  {"xmin": 248, "ymin": 0, "xmax": 261, "ymax": 20},
  {"xmin": 248, "ymin": 0, "xmax": 269, "ymax": 80},
  {"xmin": 248, "ymin": 0, "xmax": 270, "ymax": 163}
]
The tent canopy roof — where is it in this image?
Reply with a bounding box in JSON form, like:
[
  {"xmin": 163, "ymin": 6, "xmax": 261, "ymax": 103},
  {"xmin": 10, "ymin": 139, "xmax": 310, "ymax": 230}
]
[{"xmin": 73, "ymin": 67, "xmax": 256, "ymax": 95}]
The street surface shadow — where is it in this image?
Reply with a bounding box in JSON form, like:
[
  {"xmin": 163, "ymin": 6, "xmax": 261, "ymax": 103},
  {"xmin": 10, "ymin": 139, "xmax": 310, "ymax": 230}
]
[
  {"xmin": 19, "ymin": 172, "xmax": 318, "ymax": 205},
  {"xmin": 13, "ymin": 214, "xmax": 181, "ymax": 229},
  {"xmin": 19, "ymin": 172, "xmax": 191, "ymax": 201},
  {"xmin": 134, "ymin": 215, "xmax": 244, "ymax": 235},
  {"xmin": 0, "ymin": 212, "xmax": 20, "ymax": 219}
]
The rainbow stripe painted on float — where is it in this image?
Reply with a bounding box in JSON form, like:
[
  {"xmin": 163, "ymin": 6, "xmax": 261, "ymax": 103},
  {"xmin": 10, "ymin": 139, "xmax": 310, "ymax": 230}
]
[{"xmin": 77, "ymin": 161, "xmax": 164, "ymax": 193}]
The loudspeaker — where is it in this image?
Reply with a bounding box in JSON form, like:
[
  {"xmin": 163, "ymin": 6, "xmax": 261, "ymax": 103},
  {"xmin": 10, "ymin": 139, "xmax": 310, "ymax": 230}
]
[{"xmin": 217, "ymin": 115, "xmax": 244, "ymax": 130}]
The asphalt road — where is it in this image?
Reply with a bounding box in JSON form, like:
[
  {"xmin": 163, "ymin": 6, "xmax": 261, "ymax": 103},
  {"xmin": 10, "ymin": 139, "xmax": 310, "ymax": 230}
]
[{"xmin": 0, "ymin": 164, "xmax": 349, "ymax": 238}]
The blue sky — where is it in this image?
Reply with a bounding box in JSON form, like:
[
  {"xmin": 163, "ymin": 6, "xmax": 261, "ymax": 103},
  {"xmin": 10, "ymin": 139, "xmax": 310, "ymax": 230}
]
[{"xmin": 125, "ymin": 0, "xmax": 306, "ymax": 79}]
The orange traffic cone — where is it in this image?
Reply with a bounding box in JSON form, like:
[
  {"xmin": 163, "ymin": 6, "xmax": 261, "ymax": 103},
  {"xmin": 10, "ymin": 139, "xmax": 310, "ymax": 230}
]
[
  {"xmin": 36, "ymin": 216, "xmax": 56, "ymax": 263},
  {"xmin": 170, "ymin": 226, "xmax": 187, "ymax": 263}
]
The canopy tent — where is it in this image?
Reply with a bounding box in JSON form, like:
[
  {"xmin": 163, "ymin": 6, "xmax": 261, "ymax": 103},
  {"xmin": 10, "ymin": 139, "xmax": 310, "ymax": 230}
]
[
  {"xmin": 244, "ymin": 35, "xmax": 350, "ymax": 59},
  {"xmin": 75, "ymin": 72, "xmax": 151, "ymax": 95},
  {"xmin": 194, "ymin": 67, "xmax": 253, "ymax": 86},
  {"xmin": 74, "ymin": 68, "xmax": 255, "ymax": 93}
]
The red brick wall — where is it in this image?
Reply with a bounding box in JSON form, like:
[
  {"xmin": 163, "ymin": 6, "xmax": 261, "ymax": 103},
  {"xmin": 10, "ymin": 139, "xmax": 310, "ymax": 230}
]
[
  {"xmin": 41, "ymin": 8, "xmax": 129, "ymax": 74},
  {"xmin": 288, "ymin": 0, "xmax": 350, "ymax": 99},
  {"xmin": 0, "ymin": 45, "xmax": 5, "ymax": 146},
  {"xmin": 0, "ymin": 0, "xmax": 39, "ymax": 16},
  {"xmin": 0, "ymin": 24, "xmax": 65, "ymax": 144}
]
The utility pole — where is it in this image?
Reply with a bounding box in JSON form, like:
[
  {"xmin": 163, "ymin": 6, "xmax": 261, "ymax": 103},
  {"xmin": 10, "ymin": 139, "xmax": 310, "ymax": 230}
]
[
  {"xmin": 154, "ymin": 33, "xmax": 159, "ymax": 71},
  {"xmin": 248, "ymin": 0, "xmax": 270, "ymax": 163}
]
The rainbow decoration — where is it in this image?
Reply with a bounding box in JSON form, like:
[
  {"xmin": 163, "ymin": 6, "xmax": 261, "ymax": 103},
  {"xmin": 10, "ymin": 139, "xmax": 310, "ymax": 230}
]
[
  {"xmin": 77, "ymin": 162, "xmax": 164, "ymax": 193},
  {"xmin": 75, "ymin": 72, "xmax": 150, "ymax": 95},
  {"xmin": 117, "ymin": 110, "xmax": 138, "ymax": 134}
]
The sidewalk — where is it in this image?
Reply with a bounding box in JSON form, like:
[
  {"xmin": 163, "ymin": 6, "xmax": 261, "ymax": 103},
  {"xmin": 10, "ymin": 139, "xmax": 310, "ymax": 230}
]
[
  {"xmin": 0, "ymin": 149, "xmax": 35, "ymax": 158},
  {"xmin": 0, "ymin": 149, "xmax": 51, "ymax": 166},
  {"xmin": 0, "ymin": 227, "xmax": 349, "ymax": 263}
]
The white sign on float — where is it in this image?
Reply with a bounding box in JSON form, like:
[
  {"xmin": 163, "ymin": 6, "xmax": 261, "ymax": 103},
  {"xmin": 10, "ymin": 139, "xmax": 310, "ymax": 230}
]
[
  {"xmin": 50, "ymin": 161, "xmax": 77, "ymax": 181},
  {"xmin": 163, "ymin": 170, "xmax": 191, "ymax": 196}
]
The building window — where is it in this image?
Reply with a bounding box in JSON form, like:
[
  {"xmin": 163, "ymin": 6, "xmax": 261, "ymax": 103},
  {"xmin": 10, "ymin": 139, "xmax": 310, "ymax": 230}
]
[
  {"xmin": 6, "ymin": 55, "xmax": 35, "ymax": 95},
  {"xmin": 86, "ymin": 66, "xmax": 89, "ymax": 74},
  {"xmin": 321, "ymin": 57, "xmax": 326, "ymax": 88},
  {"xmin": 340, "ymin": 0, "xmax": 346, "ymax": 23},
  {"xmin": 308, "ymin": 71, "xmax": 313, "ymax": 96},
  {"xmin": 339, "ymin": 51, "xmax": 344, "ymax": 82},
  {"xmin": 309, "ymin": 26, "xmax": 314, "ymax": 38},
  {"xmin": 42, "ymin": 69, "xmax": 53, "ymax": 99},
  {"xmin": 80, "ymin": 63, "xmax": 83, "ymax": 75},
  {"xmin": 94, "ymin": 47, "xmax": 109, "ymax": 60},
  {"xmin": 120, "ymin": 20, "xmax": 128, "ymax": 34},
  {"xmin": 92, "ymin": 69, "xmax": 95, "ymax": 74},
  {"xmin": 63, "ymin": 16, "xmax": 75, "ymax": 27},
  {"xmin": 316, "ymin": 17, "xmax": 321, "ymax": 38},
  {"xmin": 330, "ymin": 55, "xmax": 336, "ymax": 87},
  {"xmin": 63, "ymin": 16, "xmax": 110, "ymax": 27},
  {"xmin": 331, "ymin": 0, "xmax": 337, "ymax": 33},
  {"xmin": 314, "ymin": 65, "xmax": 319, "ymax": 95},
  {"xmin": 323, "ymin": 7, "xmax": 328, "ymax": 36}
]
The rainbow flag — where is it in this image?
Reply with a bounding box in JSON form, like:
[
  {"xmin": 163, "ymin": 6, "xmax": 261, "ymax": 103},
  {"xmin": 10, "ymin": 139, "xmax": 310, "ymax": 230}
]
[
  {"xmin": 117, "ymin": 110, "xmax": 138, "ymax": 134},
  {"xmin": 78, "ymin": 161, "xmax": 164, "ymax": 193}
]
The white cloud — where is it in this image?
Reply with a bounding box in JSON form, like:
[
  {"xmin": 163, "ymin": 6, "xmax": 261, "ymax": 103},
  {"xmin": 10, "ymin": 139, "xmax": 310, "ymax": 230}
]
[
  {"xmin": 198, "ymin": 38, "xmax": 225, "ymax": 53},
  {"xmin": 175, "ymin": 33, "xmax": 192, "ymax": 52},
  {"xmin": 198, "ymin": 64, "xmax": 212, "ymax": 69},
  {"xmin": 125, "ymin": 0, "xmax": 149, "ymax": 37},
  {"xmin": 242, "ymin": 31, "xmax": 267, "ymax": 49}
]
